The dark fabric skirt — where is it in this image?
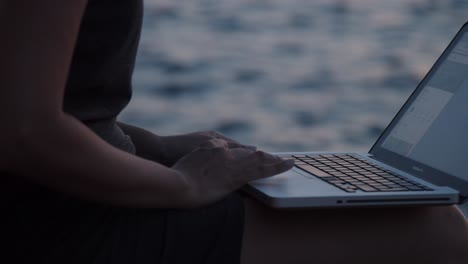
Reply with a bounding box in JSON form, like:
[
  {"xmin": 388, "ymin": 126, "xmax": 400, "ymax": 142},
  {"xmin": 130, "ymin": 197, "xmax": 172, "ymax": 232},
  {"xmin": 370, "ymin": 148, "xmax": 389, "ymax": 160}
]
[{"xmin": 2, "ymin": 185, "xmax": 244, "ymax": 264}]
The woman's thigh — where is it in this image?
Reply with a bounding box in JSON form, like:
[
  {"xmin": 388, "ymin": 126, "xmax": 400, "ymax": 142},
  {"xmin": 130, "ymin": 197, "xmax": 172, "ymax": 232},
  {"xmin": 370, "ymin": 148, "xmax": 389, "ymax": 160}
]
[
  {"xmin": 241, "ymin": 197, "xmax": 468, "ymax": 264},
  {"xmin": 3, "ymin": 188, "xmax": 244, "ymax": 264}
]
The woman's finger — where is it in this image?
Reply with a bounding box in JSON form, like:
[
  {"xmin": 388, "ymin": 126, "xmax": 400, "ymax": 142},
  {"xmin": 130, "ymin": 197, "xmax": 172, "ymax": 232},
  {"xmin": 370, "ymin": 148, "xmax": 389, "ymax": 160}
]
[
  {"xmin": 241, "ymin": 159, "xmax": 294, "ymax": 181},
  {"xmin": 247, "ymin": 151, "xmax": 285, "ymax": 164},
  {"xmin": 199, "ymin": 137, "xmax": 255, "ymax": 151},
  {"xmin": 208, "ymin": 131, "xmax": 257, "ymax": 150},
  {"xmin": 198, "ymin": 138, "xmax": 229, "ymax": 149}
]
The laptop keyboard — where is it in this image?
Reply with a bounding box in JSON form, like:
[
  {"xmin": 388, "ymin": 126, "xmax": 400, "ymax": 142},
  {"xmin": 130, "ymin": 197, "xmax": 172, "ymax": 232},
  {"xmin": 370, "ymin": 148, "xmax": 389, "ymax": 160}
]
[{"xmin": 288, "ymin": 154, "xmax": 433, "ymax": 193}]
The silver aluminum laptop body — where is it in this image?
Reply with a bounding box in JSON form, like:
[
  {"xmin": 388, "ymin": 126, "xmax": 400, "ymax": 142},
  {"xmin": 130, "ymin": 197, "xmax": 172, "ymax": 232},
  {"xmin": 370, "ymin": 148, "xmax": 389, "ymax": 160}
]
[{"xmin": 243, "ymin": 23, "xmax": 468, "ymax": 209}]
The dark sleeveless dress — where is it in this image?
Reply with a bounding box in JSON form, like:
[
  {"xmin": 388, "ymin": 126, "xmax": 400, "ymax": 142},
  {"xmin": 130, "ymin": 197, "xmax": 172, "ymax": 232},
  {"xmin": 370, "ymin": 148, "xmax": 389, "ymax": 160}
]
[{"xmin": 2, "ymin": 1, "xmax": 244, "ymax": 263}]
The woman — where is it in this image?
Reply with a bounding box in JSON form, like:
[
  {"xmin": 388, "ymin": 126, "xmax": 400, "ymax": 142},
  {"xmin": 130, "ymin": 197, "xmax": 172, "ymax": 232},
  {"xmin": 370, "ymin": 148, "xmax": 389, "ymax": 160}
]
[{"xmin": 1, "ymin": 1, "xmax": 467, "ymax": 263}]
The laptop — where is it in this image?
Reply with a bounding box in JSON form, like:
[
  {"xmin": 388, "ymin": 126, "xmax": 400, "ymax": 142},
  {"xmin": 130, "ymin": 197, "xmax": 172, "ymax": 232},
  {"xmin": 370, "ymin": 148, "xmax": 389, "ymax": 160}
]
[{"xmin": 243, "ymin": 22, "xmax": 468, "ymax": 209}]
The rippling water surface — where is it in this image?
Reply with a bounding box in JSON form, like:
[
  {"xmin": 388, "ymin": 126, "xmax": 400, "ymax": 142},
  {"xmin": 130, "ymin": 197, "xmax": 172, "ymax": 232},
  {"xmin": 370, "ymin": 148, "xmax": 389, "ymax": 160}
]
[{"xmin": 123, "ymin": 0, "xmax": 467, "ymax": 153}]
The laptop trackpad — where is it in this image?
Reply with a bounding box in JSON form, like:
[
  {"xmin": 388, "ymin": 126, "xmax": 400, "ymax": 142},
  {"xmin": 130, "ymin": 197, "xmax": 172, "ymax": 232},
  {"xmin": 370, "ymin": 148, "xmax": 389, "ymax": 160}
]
[{"xmin": 249, "ymin": 168, "xmax": 341, "ymax": 196}]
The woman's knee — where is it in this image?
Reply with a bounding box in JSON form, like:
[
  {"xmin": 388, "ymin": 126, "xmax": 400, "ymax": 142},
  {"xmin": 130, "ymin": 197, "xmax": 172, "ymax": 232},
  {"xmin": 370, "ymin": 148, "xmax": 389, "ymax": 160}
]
[
  {"xmin": 242, "ymin": 201, "xmax": 468, "ymax": 264},
  {"xmin": 412, "ymin": 206, "xmax": 468, "ymax": 263}
]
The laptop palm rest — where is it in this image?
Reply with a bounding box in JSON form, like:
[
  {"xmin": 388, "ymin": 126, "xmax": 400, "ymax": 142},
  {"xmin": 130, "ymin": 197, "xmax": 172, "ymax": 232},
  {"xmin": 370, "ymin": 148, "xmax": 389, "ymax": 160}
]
[
  {"xmin": 248, "ymin": 168, "xmax": 344, "ymax": 198},
  {"xmin": 244, "ymin": 167, "xmax": 459, "ymax": 208}
]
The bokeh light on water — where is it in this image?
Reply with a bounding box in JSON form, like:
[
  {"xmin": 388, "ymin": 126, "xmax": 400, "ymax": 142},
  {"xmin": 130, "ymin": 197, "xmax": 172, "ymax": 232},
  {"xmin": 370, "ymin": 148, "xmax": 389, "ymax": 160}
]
[{"xmin": 121, "ymin": 0, "xmax": 468, "ymax": 153}]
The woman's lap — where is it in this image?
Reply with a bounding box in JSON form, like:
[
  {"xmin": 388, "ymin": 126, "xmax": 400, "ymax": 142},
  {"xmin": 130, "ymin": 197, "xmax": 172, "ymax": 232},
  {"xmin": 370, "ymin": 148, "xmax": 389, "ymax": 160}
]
[
  {"xmin": 3, "ymin": 182, "xmax": 468, "ymax": 264},
  {"xmin": 3, "ymin": 187, "xmax": 244, "ymax": 264}
]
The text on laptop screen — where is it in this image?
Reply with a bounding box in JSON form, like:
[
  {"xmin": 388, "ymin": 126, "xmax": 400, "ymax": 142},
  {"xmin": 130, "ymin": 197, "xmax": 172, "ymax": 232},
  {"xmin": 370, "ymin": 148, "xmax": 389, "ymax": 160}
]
[{"xmin": 381, "ymin": 32, "xmax": 468, "ymax": 180}]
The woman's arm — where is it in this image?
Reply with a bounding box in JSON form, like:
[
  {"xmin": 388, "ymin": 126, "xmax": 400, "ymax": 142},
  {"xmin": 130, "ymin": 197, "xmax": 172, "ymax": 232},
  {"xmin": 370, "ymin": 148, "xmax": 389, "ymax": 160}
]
[
  {"xmin": 0, "ymin": 1, "xmax": 189, "ymax": 208},
  {"xmin": 0, "ymin": 1, "xmax": 292, "ymax": 209}
]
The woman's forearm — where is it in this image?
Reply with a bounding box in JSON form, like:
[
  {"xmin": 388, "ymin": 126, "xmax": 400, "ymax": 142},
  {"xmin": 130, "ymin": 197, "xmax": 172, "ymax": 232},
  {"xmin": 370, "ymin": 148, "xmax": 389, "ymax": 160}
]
[{"xmin": 7, "ymin": 114, "xmax": 191, "ymax": 208}]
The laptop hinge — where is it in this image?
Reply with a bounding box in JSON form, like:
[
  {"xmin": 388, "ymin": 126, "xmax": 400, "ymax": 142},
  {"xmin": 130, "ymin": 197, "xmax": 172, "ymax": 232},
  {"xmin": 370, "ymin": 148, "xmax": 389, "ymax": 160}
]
[{"xmin": 460, "ymin": 195, "xmax": 468, "ymax": 204}]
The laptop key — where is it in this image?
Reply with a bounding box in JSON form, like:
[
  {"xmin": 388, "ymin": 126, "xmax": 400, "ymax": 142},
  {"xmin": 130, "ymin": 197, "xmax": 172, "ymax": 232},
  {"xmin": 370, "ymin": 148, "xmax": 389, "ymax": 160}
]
[
  {"xmin": 319, "ymin": 154, "xmax": 336, "ymax": 158},
  {"xmin": 335, "ymin": 184, "xmax": 358, "ymax": 192},
  {"xmin": 399, "ymin": 182, "xmax": 417, "ymax": 186},
  {"xmin": 292, "ymin": 155, "xmax": 307, "ymax": 158},
  {"xmin": 376, "ymin": 187, "xmax": 392, "ymax": 191},
  {"xmin": 296, "ymin": 164, "xmax": 330, "ymax": 177},
  {"xmin": 385, "ymin": 184, "xmax": 403, "ymax": 188},
  {"xmin": 329, "ymin": 180, "xmax": 346, "ymax": 185},
  {"xmin": 356, "ymin": 185, "xmax": 378, "ymax": 192},
  {"xmin": 321, "ymin": 176, "xmax": 341, "ymax": 182}
]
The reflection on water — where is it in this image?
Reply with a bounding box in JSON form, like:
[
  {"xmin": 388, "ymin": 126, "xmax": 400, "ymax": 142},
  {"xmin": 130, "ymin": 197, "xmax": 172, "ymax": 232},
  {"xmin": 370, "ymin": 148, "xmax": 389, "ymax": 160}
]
[{"xmin": 123, "ymin": 0, "xmax": 467, "ymax": 154}]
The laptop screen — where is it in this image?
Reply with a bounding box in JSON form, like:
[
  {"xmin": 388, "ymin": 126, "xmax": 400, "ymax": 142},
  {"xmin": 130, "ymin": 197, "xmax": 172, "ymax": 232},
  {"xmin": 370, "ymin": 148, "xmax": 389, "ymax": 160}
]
[{"xmin": 371, "ymin": 25, "xmax": 468, "ymax": 192}]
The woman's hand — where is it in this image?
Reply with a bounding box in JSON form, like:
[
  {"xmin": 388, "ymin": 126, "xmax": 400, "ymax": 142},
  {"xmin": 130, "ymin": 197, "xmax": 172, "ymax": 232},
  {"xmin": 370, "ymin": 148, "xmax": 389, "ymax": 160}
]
[
  {"xmin": 161, "ymin": 131, "xmax": 256, "ymax": 165},
  {"xmin": 172, "ymin": 139, "xmax": 294, "ymax": 207}
]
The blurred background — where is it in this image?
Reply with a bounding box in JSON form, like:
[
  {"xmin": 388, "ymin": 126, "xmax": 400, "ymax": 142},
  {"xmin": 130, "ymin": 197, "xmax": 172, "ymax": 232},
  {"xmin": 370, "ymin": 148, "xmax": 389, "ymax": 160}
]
[{"xmin": 120, "ymin": 0, "xmax": 468, "ymax": 213}]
